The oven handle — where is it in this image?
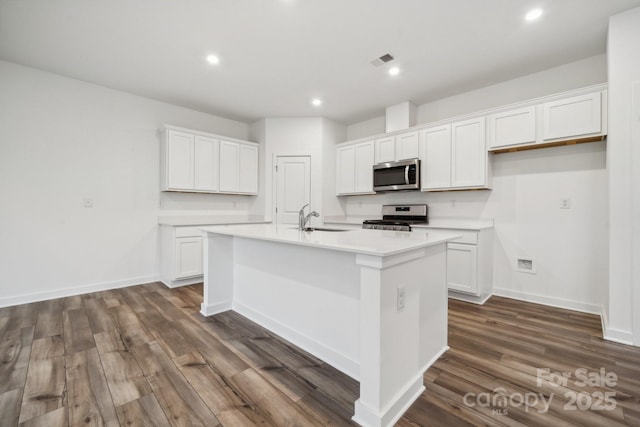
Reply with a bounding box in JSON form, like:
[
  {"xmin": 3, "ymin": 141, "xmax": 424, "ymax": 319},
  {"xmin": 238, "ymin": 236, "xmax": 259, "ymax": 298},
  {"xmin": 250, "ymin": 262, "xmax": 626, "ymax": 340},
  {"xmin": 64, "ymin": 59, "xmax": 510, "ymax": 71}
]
[{"xmin": 404, "ymin": 165, "xmax": 410, "ymax": 184}]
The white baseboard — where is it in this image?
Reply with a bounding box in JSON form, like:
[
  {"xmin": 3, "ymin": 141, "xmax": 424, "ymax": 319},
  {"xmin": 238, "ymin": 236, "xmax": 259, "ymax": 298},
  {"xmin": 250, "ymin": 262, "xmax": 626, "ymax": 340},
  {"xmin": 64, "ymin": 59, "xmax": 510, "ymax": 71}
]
[
  {"xmin": 232, "ymin": 300, "xmax": 360, "ymax": 381},
  {"xmin": 200, "ymin": 300, "xmax": 232, "ymax": 316},
  {"xmin": 0, "ymin": 275, "xmax": 159, "ymax": 308},
  {"xmin": 600, "ymin": 310, "xmax": 634, "ymax": 345},
  {"xmin": 492, "ymin": 288, "xmax": 601, "ymax": 315},
  {"xmin": 161, "ymin": 276, "xmax": 203, "ymax": 289},
  {"xmin": 353, "ymin": 373, "xmax": 424, "ymax": 427},
  {"xmin": 448, "ymin": 291, "xmax": 491, "ymax": 305}
]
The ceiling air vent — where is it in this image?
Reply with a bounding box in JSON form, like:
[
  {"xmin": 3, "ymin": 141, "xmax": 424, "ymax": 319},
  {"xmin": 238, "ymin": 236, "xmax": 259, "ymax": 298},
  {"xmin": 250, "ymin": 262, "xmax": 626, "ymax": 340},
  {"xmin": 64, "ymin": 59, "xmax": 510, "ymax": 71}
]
[{"xmin": 370, "ymin": 53, "xmax": 395, "ymax": 67}]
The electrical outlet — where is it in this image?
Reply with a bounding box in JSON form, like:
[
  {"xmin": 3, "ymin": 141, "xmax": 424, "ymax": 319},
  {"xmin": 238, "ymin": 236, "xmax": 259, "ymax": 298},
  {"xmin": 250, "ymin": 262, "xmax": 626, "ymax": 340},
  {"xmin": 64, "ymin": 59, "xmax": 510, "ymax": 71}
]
[
  {"xmin": 560, "ymin": 198, "xmax": 571, "ymax": 209},
  {"xmin": 83, "ymin": 198, "xmax": 93, "ymax": 208},
  {"xmin": 397, "ymin": 287, "xmax": 406, "ymax": 312},
  {"xmin": 451, "ymin": 200, "xmax": 456, "ymax": 208}
]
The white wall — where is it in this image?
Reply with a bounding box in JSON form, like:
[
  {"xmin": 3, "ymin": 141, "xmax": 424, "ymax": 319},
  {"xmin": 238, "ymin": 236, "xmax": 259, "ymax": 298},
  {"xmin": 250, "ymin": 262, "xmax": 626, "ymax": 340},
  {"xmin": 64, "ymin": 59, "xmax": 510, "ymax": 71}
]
[
  {"xmin": 607, "ymin": 6, "xmax": 640, "ymax": 345},
  {"xmin": 0, "ymin": 60, "xmax": 252, "ymax": 306},
  {"xmin": 254, "ymin": 117, "xmax": 345, "ymax": 224},
  {"xmin": 338, "ymin": 55, "xmax": 609, "ymax": 314}
]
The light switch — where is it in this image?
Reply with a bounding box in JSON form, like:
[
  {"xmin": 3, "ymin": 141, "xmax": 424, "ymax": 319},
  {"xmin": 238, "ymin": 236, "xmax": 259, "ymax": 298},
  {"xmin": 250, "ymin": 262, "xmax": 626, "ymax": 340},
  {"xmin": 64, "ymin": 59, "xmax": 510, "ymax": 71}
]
[{"xmin": 83, "ymin": 198, "xmax": 94, "ymax": 208}]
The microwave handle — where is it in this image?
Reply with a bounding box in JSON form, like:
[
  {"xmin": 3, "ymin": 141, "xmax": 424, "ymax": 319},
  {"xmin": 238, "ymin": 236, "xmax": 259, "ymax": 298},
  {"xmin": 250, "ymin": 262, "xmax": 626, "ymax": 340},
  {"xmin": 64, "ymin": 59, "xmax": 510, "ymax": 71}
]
[{"xmin": 404, "ymin": 165, "xmax": 410, "ymax": 184}]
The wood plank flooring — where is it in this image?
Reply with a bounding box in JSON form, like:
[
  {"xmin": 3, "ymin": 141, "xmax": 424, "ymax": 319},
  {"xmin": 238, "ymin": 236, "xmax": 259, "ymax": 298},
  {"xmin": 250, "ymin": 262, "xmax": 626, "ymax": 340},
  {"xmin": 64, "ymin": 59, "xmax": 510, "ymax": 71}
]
[{"xmin": 0, "ymin": 283, "xmax": 639, "ymax": 426}]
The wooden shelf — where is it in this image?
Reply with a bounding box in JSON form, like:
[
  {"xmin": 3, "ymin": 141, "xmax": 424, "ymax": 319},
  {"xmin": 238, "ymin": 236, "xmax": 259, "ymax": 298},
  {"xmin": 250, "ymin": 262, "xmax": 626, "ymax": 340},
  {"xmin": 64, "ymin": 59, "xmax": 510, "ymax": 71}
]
[{"xmin": 489, "ymin": 135, "xmax": 605, "ymax": 154}]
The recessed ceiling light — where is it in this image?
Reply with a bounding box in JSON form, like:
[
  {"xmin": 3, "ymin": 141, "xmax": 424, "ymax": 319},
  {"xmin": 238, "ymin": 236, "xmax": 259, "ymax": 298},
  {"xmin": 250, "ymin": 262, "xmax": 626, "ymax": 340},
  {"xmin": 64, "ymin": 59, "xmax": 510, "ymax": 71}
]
[
  {"xmin": 311, "ymin": 98, "xmax": 322, "ymax": 107},
  {"xmin": 206, "ymin": 54, "xmax": 220, "ymax": 65},
  {"xmin": 525, "ymin": 8, "xmax": 543, "ymax": 21},
  {"xmin": 388, "ymin": 66, "xmax": 400, "ymax": 76}
]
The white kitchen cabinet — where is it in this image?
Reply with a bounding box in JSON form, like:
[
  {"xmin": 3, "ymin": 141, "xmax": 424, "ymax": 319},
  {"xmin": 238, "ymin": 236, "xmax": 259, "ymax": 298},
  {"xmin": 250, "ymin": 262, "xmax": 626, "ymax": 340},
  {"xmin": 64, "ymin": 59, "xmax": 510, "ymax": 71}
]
[
  {"xmin": 164, "ymin": 129, "xmax": 195, "ymax": 191},
  {"xmin": 374, "ymin": 131, "xmax": 419, "ymax": 163},
  {"xmin": 447, "ymin": 243, "xmax": 477, "ymax": 294},
  {"xmin": 395, "ymin": 131, "xmax": 420, "ymax": 160},
  {"xmin": 194, "ymin": 136, "xmax": 219, "ymax": 191},
  {"xmin": 162, "ymin": 125, "xmax": 258, "ymax": 195},
  {"xmin": 239, "ymin": 143, "xmax": 259, "ymax": 194},
  {"xmin": 542, "ymin": 92, "xmax": 602, "ymax": 141},
  {"xmin": 488, "ymin": 106, "xmax": 536, "ymax": 149},
  {"xmin": 160, "ymin": 226, "xmax": 203, "ymax": 288},
  {"xmin": 219, "ymin": 140, "xmax": 259, "ymax": 194},
  {"xmin": 336, "ymin": 140, "xmax": 375, "ymax": 195},
  {"xmin": 336, "ymin": 145, "xmax": 356, "ymax": 194},
  {"xmin": 374, "ymin": 136, "xmax": 395, "ymax": 163},
  {"xmin": 219, "ymin": 140, "xmax": 239, "ymax": 192},
  {"xmin": 420, "ymin": 125, "xmax": 452, "ymax": 190},
  {"xmin": 162, "ymin": 130, "xmax": 219, "ymax": 192},
  {"xmin": 451, "ymin": 118, "xmax": 488, "ymax": 189},
  {"xmin": 445, "ymin": 229, "xmax": 493, "ymax": 304},
  {"xmin": 175, "ymin": 236, "xmax": 203, "ymax": 280}
]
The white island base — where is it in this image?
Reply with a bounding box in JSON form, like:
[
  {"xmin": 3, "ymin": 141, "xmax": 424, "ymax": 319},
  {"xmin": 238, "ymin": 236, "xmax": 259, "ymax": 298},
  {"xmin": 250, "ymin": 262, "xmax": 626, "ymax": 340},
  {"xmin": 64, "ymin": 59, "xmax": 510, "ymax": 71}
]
[{"xmin": 199, "ymin": 225, "xmax": 454, "ymax": 427}]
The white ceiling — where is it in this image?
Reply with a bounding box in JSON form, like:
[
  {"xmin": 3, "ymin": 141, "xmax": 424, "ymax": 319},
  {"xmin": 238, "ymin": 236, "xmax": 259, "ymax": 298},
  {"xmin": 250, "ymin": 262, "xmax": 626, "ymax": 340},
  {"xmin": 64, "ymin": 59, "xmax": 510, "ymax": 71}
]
[{"xmin": 1, "ymin": 0, "xmax": 640, "ymax": 125}]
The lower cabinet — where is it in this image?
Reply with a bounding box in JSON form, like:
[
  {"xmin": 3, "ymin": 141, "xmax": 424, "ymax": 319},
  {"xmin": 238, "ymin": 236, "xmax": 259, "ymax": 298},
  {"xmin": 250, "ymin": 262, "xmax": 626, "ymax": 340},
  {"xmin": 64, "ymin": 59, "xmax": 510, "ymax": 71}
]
[
  {"xmin": 444, "ymin": 229, "xmax": 493, "ymax": 304},
  {"xmin": 160, "ymin": 226, "xmax": 203, "ymax": 288}
]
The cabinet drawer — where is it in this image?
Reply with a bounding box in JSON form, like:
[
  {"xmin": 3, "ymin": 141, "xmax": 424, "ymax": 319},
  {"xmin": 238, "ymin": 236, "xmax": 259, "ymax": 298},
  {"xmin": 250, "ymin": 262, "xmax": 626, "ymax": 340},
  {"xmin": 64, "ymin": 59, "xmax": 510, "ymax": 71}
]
[
  {"xmin": 175, "ymin": 227, "xmax": 202, "ymax": 238},
  {"xmin": 448, "ymin": 230, "xmax": 478, "ymax": 245}
]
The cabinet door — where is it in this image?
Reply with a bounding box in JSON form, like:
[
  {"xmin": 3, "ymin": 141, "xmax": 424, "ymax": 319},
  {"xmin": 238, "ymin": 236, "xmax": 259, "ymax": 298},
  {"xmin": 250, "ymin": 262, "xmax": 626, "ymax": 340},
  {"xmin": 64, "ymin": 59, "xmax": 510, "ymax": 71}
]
[
  {"xmin": 166, "ymin": 130, "xmax": 194, "ymax": 190},
  {"xmin": 219, "ymin": 140, "xmax": 240, "ymax": 192},
  {"xmin": 420, "ymin": 125, "xmax": 452, "ymax": 190},
  {"xmin": 451, "ymin": 118, "xmax": 486, "ymax": 188},
  {"xmin": 395, "ymin": 131, "xmax": 420, "ymax": 160},
  {"xmin": 239, "ymin": 143, "xmax": 259, "ymax": 194},
  {"xmin": 354, "ymin": 141, "xmax": 374, "ymax": 193},
  {"xmin": 447, "ymin": 243, "xmax": 477, "ymax": 294},
  {"xmin": 174, "ymin": 236, "xmax": 203, "ymax": 280},
  {"xmin": 375, "ymin": 136, "xmax": 396, "ymax": 163},
  {"xmin": 336, "ymin": 145, "xmax": 356, "ymax": 195},
  {"xmin": 488, "ymin": 106, "xmax": 536, "ymax": 149},
  {"xmin": 543, "ymin": 92, "xmax": 602, "ymax": 140},
  {"xmin": 194, "ymin": 136, "xmax": 219, "ymax": 191}
]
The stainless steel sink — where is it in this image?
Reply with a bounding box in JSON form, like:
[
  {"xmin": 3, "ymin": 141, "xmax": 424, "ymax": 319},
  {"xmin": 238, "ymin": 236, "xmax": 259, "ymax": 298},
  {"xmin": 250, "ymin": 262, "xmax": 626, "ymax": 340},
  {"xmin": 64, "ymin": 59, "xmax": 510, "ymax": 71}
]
[{"xmin": 303, "ymin": 227, "xmax": 350, "ymax": 232}]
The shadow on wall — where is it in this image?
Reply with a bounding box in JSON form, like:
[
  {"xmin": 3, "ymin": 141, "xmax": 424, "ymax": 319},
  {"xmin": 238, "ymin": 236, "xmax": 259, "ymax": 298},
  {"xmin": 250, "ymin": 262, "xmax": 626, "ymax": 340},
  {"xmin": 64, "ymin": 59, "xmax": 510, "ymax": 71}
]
[
  {"xmin": 492, "ymin": 140, "xmax": 607, "ymax": 177},
  {"xmin": 159, "ymin": 191, "xmax": 257, "ymax": 213}
]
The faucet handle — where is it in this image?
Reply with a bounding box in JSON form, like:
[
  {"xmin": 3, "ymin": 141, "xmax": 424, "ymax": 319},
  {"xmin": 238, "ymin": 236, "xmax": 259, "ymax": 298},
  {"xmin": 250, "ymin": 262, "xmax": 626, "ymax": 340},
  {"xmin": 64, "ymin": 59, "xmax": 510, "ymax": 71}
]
[{"xmin": 299, "ymin": 203, "xmax": 309, "ymax": 213}]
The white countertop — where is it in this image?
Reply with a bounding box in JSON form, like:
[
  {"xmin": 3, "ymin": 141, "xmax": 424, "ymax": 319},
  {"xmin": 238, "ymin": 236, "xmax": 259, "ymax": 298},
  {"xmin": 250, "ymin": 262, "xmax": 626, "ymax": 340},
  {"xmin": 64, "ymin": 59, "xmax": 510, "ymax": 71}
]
[
  {"xmin": 158, "ymin": 215, "xmax": 269, "ymax": 226},
  {"xmin": 199, "ymin": 223, "xmax": 460, "ymax": 257},
  {"xmin": 323, "ymin": 215, "xmax": 494, "ymax": 231}
]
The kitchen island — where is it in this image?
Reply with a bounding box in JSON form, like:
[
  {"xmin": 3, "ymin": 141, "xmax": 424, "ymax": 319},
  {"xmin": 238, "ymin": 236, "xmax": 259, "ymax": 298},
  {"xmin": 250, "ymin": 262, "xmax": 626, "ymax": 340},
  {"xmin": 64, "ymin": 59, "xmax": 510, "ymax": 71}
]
[{"xmin": 199, "ymin": 223, "xmax": 459, "ymax": 427}]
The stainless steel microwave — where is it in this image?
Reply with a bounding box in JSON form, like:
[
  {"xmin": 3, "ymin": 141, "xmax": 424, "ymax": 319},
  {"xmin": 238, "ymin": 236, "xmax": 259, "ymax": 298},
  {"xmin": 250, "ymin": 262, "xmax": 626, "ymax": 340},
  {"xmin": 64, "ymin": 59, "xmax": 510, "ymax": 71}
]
[{"xmin": 373, "ymin": 158, "xmax": 420, "ymax": 192}]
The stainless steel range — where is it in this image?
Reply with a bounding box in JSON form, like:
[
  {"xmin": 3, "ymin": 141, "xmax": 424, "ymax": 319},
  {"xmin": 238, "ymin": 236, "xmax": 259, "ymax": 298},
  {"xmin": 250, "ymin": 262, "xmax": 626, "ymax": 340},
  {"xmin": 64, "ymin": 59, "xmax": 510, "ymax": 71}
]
[{"xmin": 362, "ymin": 204, "xmax": 429, "ymax": 231}]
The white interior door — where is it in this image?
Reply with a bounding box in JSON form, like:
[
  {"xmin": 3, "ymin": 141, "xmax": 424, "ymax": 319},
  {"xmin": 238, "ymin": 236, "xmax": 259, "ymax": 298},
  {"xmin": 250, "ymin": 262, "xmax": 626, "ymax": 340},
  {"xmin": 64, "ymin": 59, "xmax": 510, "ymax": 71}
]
[{"xmin": 275, "ymin": 156, "xmax": 311, "ymax": 224}]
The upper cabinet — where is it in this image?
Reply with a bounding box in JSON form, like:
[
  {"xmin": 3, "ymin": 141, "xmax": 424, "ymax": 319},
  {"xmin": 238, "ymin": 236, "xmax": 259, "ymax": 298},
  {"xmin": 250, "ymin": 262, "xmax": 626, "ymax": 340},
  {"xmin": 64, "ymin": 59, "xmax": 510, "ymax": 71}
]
[
  {"xmin": 374, "ymin": 131, "xmax": 420, "ymax": 163},
  {"xmin": 488, "ymin": 87, "xmax": 607, "ymax": 152},
  {"xmin": 542, "ymin": 92, "xmax": 602, "ymax": 141},
  {"xmin": 161, "ymin": 125, "xmax": 258, "ymax": 195},
  {"xmin": 336, "ymin": 140, "xmax": 375, "ymax": 195},
  {"xmin": 420, "ymin": 119, "xmax": 489, "ymax": 191},
  {"xmin": 218, "ymin": 140, "xmax": 259, "ymax": 194},
  {"xmin": 488, "ymin": 106, "xmax": 536, "ymax": 149},
  {"xmin": 420, "ymin": 125, "xmax": 452, "ymax": 190},
  {"xmin": 451, "ymin": 118, "xmax": 488, "ymax": 189},
  {"xmin": 335, "ymin": 84, "xmax": 607, "ymax": 195}
]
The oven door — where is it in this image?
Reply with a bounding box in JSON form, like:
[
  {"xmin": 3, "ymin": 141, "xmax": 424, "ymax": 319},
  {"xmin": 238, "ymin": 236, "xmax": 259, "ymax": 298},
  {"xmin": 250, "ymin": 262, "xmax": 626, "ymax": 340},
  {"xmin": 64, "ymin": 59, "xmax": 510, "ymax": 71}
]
[{"xmin": 373, "ymin": 159, "xmax": 420, "ymax": 191}]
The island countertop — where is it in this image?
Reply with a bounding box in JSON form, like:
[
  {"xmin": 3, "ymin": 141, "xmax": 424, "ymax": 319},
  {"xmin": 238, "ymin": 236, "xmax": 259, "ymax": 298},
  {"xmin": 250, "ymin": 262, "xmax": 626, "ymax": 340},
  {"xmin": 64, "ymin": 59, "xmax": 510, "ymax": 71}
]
[{"xmin": 199, "ymin": 223, "xmax": 460, "ymax": 257}]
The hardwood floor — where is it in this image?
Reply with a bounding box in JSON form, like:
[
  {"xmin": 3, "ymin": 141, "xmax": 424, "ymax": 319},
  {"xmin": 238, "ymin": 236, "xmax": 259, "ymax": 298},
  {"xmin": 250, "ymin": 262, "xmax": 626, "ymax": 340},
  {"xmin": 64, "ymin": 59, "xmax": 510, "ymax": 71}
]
[{"xmin": 1, "ymin": 283, "xmax": 639, "ymax": 426}]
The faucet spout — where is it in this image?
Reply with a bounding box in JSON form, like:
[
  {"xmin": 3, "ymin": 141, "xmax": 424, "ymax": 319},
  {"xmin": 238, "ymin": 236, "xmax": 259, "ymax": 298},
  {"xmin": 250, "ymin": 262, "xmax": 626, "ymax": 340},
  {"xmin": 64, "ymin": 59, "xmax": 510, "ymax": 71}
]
[{"xmin": 298, "ymin": 203, "xmax": 319, "ymax": 230}]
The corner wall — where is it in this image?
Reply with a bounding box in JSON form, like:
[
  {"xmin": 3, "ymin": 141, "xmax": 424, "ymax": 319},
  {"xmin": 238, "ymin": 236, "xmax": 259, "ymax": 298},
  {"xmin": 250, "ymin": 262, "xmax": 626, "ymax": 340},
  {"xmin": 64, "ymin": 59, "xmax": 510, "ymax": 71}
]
[
  {"xmin": 0, "ymin": 60, "xmax": 252, "ymax": 306},
  {"xmin": 607, "ymin": 6, "xmax": 640, "ymax": 345}
]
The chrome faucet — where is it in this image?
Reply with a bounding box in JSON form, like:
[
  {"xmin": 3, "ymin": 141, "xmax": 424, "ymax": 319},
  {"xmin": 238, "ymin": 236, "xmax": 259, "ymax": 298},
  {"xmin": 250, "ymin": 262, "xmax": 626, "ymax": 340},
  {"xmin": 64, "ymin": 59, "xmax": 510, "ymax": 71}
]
[{"xmin": 298, "ymin": 203, "xmax": 319, "ymax": 230}]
